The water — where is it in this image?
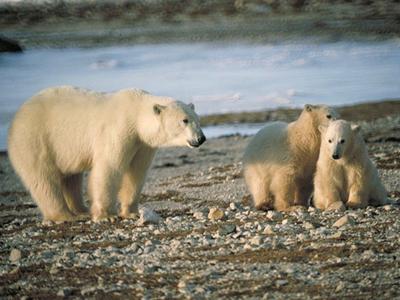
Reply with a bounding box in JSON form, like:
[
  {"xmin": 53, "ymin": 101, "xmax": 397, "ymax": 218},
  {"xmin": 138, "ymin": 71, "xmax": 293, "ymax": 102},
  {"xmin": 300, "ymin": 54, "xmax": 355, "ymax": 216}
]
[
  {"xmin": 203, "ymin": 123, "xmax": 266, "ymax": 139},
  {"xmin": 1, "ymin": 40, "xmax": 400, "ymax": 149}
]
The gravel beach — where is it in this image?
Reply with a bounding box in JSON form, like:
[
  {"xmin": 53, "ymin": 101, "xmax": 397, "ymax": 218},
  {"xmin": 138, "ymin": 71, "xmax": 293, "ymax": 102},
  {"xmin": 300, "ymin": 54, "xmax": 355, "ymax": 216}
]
[{"xmin": 0, "ymin": 104, "xmax": 399, "ymax": 299}]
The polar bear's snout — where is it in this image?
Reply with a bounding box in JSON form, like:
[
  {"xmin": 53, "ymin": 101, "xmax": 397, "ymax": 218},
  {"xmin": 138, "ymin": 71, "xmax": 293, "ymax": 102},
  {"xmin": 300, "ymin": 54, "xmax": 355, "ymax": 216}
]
[
  {"xmin": 329, "ymin": 140, "xmax": 344, "ymax": 160},
  {"xmin": 188, "ymin": 131, "xmax": 206, "ymax": 148},
  {"xmin": 331, "ymin": 143, "xmax": 342, "ymax": 160}
]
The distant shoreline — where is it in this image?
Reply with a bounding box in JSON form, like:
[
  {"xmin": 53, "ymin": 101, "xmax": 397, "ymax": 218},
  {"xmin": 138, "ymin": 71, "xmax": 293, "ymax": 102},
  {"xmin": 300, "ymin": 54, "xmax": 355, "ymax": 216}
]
[
  {"xmin": 1, "ymin": 0, "xmax": 400, "ymax": 49},
  {"xmin": 200, "ymin": 99, "xmax": 400, "ymax": 126},
  {"xmin": 2, "ymin": 17, "xmax": 400, "ymax": 49}
]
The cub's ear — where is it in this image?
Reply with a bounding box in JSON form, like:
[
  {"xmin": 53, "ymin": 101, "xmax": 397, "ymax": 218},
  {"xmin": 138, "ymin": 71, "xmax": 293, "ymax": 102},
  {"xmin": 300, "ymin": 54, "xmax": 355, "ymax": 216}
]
[
  {"xmin": 351, "ymin": 124, "xmax": 361, "ymax": 133},
  {"xmin": 318, "ymin": 125, "xmax": 327, "ymax": 134},
  {"xmin": 305, "ymin": 104, "xmax": 314, "ymax": 112},
  {"xmin": 153, "ymin": 104, "xmax": 166, "ymax": 115},
  {"xmin": 188, "ymin": 103, "xmax": 195, "ymax": 110}
]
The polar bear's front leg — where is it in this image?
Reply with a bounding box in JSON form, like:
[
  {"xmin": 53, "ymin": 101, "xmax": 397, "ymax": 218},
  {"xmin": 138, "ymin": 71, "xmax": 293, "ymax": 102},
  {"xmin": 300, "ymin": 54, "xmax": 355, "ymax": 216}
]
[
  {"xmin": 119, "ymin": 146, "xmax": 156, "ymax": 218},
  {"xmin": 89, "ymin": 162, "xmax": 122, "ymax": 221},
  {"xmin": 313, "ymin": 179, "xmax": 342, "ymax": 211},
  {"xmin": 346, "ymin": 186, "xmax": 368, "ymax": 209}
]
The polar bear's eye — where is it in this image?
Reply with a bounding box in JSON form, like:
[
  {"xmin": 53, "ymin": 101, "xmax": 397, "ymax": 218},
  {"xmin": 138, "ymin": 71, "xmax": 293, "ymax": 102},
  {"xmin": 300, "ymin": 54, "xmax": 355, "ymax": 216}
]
[
  {"xmin": 328, "ymin": 139, "xmax": 332, "ymax": 143},
  {"xmin": 340, "ymin": 139, "xmax": 345, "ymax": 144},
  {"xmin": 182, "ymin": 119, "xmax": 189, "ymax": 125},
  {"xmin": 326, "ymin": 114, "xmax": 332, "ymax": 119}
]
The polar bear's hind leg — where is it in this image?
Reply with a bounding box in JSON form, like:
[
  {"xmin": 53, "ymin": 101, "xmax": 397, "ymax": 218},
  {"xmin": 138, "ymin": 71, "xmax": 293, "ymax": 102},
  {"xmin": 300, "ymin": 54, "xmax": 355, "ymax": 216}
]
[
  {"xmin": 62, "ymin": 173, "xmax": 88, "ymax": 216},
  {"xmin": 27, "ymin": 170, "xmax": 76, "ymax": 221}
]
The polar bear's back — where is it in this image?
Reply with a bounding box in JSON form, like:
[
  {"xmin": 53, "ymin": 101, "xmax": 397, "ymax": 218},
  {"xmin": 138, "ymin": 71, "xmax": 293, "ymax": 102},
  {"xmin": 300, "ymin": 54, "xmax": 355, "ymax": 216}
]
[
  {"xmin": 243, "ymin": 121, "xmax": 290, "ymax": 165},
  {"xmin": 8, "ymin": 86, "xmax": 112, "ymax": 173},
  {"xmin": 9, "ymin": 86, "xmax": 104, "ymax": 143},
  {"xmin": 29, "ymin": 85, "xmax": 106, "ymax": 110}
]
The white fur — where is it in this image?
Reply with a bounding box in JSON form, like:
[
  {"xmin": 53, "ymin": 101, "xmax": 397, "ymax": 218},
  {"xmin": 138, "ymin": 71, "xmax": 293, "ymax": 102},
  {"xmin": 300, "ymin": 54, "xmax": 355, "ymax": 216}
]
[
  {"xmin": 243, "ymin": 104, "xmax": 338, "ymax": 211},
  {"xmin": 313, "ymin": 120, "xmax": 387, "ymax": 210},
  {"xmin": 8, "ymin": 86, "xmax": 205, "ymax": 221}
]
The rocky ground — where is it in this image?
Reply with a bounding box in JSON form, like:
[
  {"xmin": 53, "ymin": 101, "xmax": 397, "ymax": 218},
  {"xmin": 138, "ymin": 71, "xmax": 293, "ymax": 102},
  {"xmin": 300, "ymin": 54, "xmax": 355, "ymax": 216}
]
[{"xmin": 0, "ymin": 108, "xmax": 400, "ymax": 299}]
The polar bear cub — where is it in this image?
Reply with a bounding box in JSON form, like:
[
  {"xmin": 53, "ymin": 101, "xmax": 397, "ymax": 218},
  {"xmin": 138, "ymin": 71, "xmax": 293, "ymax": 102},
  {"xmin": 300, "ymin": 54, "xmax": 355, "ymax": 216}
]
[
  {"xmin": 313, "ymin": 120, "xmax": 387, "ymax": 211},
  {"xmin": 243, "ymin": 104, "xmax": 338, "ymax": 211},
  {"xmin": 8, "ymin": 86, "xmax": 206, "ymax": 222}
]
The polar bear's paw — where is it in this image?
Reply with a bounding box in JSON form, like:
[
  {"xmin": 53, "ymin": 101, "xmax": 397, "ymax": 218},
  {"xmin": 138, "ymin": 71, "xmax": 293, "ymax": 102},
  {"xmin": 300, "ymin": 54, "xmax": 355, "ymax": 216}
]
[{"xmin": 326, "ymin": 201, "xmax": 346, "ymax": 212}]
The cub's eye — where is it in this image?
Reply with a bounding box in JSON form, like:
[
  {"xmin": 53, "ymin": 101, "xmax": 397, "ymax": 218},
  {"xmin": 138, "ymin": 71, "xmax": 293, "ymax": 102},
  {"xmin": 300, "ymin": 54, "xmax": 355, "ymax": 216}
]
[
  {"xmin": 326, "ymin": 114, "xmax": 332, "ymax": 119},
  {"xmin": 328, "ymin": 139, "xmax": 332, "ymax": 143},
  {"xmin": 182, "ymin": 119, "xmax": 189, "ymax": 125},
  {"xmin": 340, "ymin": 139, "xmax": 345, "ymax": 144}
]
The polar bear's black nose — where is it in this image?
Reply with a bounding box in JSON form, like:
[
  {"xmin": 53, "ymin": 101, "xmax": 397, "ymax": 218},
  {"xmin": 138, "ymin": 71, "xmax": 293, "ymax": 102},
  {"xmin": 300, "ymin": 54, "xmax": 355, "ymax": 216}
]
[
  {"xmin": 189, "ymin": 134, "xmax": 206, "ymax": 148},
  {"xmin": 332, "ymin": 154, "xmax": 340, "ymax": 160},
  {"xmin": 198, "ymin": 134, "xmax": 206, "ymax": 145}
]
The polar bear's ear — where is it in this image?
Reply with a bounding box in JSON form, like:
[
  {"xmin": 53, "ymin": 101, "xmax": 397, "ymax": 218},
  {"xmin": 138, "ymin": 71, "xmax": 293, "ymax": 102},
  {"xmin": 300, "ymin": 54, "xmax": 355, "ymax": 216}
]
[
  {"xmin": 305, "ymin": 104, "xmax": 314, "ymax": 112},
  {"xmin": 351, "ymin": 124, "xmax": 361, "ymax": 133},
  {"xmin": 153, "ymin": 104, "xmax": 166, "ymax": 115},
  {"xmin": 318, "ymin": 125, "xmax": 327, "ymax": 134},
  {"xmin": 188, "ymin": 103, "xmax": 195, "ymax": 110}
]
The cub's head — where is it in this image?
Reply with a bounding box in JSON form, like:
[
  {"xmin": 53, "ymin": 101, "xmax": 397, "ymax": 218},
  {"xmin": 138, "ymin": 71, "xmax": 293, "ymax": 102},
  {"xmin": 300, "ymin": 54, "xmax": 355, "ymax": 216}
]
[
  {"xmin": 153, "ymin": 101, "xmax": 206, "ymax": 148},
  {"xmin": 303, "ymin": 104, "xmax": 339, "ymax": 128},
  {"xmin": 319, "ymin": 120, "xmax": 360, "ymax": 160}
]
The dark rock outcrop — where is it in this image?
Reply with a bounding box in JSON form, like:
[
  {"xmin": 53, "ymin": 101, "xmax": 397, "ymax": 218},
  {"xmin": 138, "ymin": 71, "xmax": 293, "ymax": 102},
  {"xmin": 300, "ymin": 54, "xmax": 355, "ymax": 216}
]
[{"xmin": 0, "ymin": 36, "xmax": 23, "ymax": 53}]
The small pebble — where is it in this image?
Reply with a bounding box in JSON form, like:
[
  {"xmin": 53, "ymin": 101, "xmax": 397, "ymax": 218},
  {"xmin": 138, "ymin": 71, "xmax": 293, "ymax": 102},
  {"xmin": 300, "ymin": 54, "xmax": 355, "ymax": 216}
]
[
  {"xmin": 250, "ymin": 236, "xmax": 263, "ymax": 246},
  {"xmin": 383, "ymin": 205, "xmax": 393, "ymax": 211},
  {"xmin": 263, "ymin": 225, "xmax": 274, "ymax": 235},
  {"xmin": 303, "ymin": 221, "xmax": 315, "ymax": 230},
  {"xmin": 335, "ymin": 281, "xmax": 346, "ymax": 292},
  {"xmin": 57, "ymin": 287, "xmax": 73, "ymax": 297},
  {"xmin": 137, "ymin": 208, "xmax": 161, "ymax": 226},
  {"xmin": 219, "ymin": 224, "xmax": 236, "ymax": 236},
  {"xmin": 208, "ymin": 207, "xmax": 224, "ymax": 221},
  {"xmin": 275, "ymin": 280, "xmax": 288, "ymax": 287},
  {"xmin": 333, "ymin": 215, "xmax": 354, "ymax": 228},
  {"xmin": 362, "ymin": 249, "xmax": 375, "ymax": 259},
  {"xmin": 9, "ymin": 249, "xmax": 21, "ymax": 262},
  {"xmin": 243, "ymin": 244, "xmax": 253, "ymax": 250},
  {"xmin": 193, "ymin": 211, "xmax": 205, "ymax": 220},
  {"xmin": 267, "ymin": 211, "xmax": 283, "ymax": 221}
]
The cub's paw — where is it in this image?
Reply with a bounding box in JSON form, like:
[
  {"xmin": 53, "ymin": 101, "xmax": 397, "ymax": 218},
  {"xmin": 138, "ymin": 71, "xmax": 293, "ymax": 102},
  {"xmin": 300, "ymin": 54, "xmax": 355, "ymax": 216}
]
[
  {"xmin": 120, "ymin": 212, "xmax": 139, "ymax": 220},
  {"xmin": 92, "ymin": 214, "xmax": 118, "ymax": 223},
  {"xmin": 326, "ymin": 201, "xmax": 346, "ymax": 212},
  {"xmin": 255, "ymin": 202, "xmax": 273, "ymax": 211},
  {"xmin": 287, "ymin": 205, "xmax": 308, "ymax": 212},
  {"xmin": 346, "ymin": 200, "xmax": 367, "ymax": 210}
]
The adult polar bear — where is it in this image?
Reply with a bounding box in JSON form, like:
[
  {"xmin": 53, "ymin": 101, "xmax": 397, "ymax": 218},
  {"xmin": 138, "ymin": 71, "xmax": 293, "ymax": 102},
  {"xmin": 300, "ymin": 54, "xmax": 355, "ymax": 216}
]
[
  {"xmin": 8, "ymin": 86, "xmax": 206, "ymax": 222},
  {"xmin": 243, "ymin": 104, "xmax": 338, "ymax": 211}
]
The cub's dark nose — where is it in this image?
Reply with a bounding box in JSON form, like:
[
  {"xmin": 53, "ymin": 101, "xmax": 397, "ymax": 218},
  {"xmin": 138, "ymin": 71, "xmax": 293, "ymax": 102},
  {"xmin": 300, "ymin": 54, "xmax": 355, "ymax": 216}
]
[{"xmin": 332, "ymin": 154, "xmax": 340, "ymax": 160}]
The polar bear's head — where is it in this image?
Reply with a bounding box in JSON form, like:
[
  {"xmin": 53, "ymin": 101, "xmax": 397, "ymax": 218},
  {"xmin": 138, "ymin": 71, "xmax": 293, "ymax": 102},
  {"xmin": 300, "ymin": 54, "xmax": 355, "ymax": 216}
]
[
  {"xmin": 319, "ymin": 120, "xmax": 361, "ymax": 160},
  {"xmin": 303, "ymin": 104, "xmax": 339, "ymax": 128},
  {"xmin": 153, "ymin": 101, "xmax": 206, "ymax": 148}
]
